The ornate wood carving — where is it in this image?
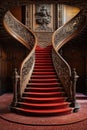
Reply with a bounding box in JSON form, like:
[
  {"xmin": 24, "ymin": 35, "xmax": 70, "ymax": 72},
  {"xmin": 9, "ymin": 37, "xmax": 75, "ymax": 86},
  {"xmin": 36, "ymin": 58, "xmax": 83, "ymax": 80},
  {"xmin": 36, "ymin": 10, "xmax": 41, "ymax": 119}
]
[
  {"xmin": 4, "ymin": 11, "xmax": 35, "ymax": 49},
  {"xmin": 52, "ymin": 11, "xmax": 86, "ymax": 100},
  {"xmin": 3, "ymin": 11, "xmax": 37, "ymax": 105},
  {"xmin": 54, "ymin": 11, "xmax": 85, "ymax": 47}
]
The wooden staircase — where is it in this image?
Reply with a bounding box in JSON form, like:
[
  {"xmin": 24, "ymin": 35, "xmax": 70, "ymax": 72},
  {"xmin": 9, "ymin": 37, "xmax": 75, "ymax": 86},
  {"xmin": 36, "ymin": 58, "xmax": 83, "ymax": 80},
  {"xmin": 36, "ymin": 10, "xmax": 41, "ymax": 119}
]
[{"xmin": 12, "ymin": 45, "xmax": 72, "ymax": 116}]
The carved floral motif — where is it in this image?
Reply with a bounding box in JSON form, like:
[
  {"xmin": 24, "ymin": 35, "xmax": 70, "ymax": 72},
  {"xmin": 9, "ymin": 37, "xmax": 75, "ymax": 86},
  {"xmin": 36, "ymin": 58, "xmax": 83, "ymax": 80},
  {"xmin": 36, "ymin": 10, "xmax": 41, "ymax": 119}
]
[
  {"xmin": 54, "ymin": 12, "xmax": 85, "ymax": 47},
  {"xmin": 4, "ymin": 11, "xmax": 36, "ymax": 101},
  {"xmin": 21, "ymin": 53, "xmax": 34, "ymax": 82},
  {"xmin": 4, "ymin": 11, "xmax": 35, "ymax": 48},
  {"xmin": 52, "ymin": 11, "xmax": 86, "ymax": 99}
]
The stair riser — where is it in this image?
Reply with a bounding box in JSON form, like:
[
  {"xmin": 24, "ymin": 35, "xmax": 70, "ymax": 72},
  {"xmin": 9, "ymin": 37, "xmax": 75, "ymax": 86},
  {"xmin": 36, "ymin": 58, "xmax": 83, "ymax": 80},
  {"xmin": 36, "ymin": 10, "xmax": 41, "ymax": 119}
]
[
  {"xmin": 29, "ymin": 80, "xmax": 59, "ymax": 83},
  {"xmin": 12, "ymin": 109, "xmax": 71, "ymax": 117},
  {"xmin": 21, "ymin": 98, "xmax": 65, "ymax": 104},
  {"xmin": 23, "ymin": 93, "xmax": 64, "ymax": 98},
  {"xmin": 34, "ymin": 66, "xmax": 54, "ymax": 69},
  {"xmin": 36, "ymin": 56, "xmax": 51, "ymax": 58},
  {"xmin": 35, "ymin": 63, "xmax": 53, "ymax": 66},
  {"xmin": 11, "ymin": 108, "xmax": 72, "ymax": 117},
  {"xmin": 35, "ymin": 57, "xmax": 52, "ymax": 60},
  {"xmin": 35, "ymin": 48, "xmax": 52, "ymax": 52},
  {"xmin": 35, "ymin": 58, "xmax": 52, "ymax": 60},
  {"xmin": 35, "ymin": 50, "xmax": 51, "ymax": 52},
  {"xmin": 17, "ymin": 104, "xmax": 69, "ymax": 110},
  {"xmin": 33, "ymin": 69, "xmax": 54, "ymax": 72},
  {"xmin": 32, "ymin": 72, "xmax": 56, "ymax": 75},
  {"xmin": 25, "ymin": 88, "xmax": 62, "ymax": 93},
  {"xmin": 36, "ymin": 50, "xmax": 51, "ymax": 52},
  {"xmin": 34, "ymin": 65, "xmax": 53, "ymax": 67},
  {"xmin": 27, "ymin": 84, "xmax": 61, "ymax": 87},
  {"xmin": 35, "ymin": 60, "xmax": 52, "ymax": 63},
  {"xmin": 31, "ymin": 75, "xmax": 58, "ymax": 79},
  {"xmin": 35, "ymin": 51, "xmax": 51, "ymax": 55},
  {"xmin": 36, "ymin": 53, "xmax": 52, "ymax": 56}
]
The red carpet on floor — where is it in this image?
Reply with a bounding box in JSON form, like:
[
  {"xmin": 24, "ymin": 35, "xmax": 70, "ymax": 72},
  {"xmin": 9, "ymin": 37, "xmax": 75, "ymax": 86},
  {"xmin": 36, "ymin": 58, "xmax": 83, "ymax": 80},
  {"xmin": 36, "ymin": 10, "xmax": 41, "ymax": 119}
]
[{"xmin": 0, "ymin": 93, "xmax": 87, "ymax": 127}]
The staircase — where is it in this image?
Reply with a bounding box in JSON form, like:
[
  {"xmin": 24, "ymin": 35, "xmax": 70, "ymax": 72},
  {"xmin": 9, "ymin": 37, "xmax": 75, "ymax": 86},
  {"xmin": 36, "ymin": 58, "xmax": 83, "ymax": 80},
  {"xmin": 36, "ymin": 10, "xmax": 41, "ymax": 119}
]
[
  {"xmin": 3, "ymin": 11, "xmax": 86, "ymax": 117},
  {"xmin": 12, "ymin": 45, "xmax": 72, "ymax": 116}
]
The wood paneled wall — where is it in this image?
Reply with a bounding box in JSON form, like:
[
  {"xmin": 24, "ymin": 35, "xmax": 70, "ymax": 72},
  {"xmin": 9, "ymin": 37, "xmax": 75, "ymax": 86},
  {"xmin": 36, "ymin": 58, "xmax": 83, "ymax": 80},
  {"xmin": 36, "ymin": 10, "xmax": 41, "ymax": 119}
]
[
  {"xmin": 10, "ymin": 6, "xmax": 22, "ymax": 22},
  {"xmin": 61, "ymin": 40, "xmax": 87, "ymax": 93},
  {"xmin": 0, "ymin": 39, "xmax": 28, "ymax": 94},
  {"xmin": 0, "ymin": 44, "xmax": 7, "ymax": 94}
]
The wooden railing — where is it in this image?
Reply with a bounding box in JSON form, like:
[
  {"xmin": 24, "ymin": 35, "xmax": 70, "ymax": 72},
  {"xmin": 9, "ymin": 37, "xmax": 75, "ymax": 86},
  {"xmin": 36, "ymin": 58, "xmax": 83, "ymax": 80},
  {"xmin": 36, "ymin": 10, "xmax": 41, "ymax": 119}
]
[
  {"xmin": 3, "ymin": 11, "xmax": 37, "ymax": 106},
  {"xmin": 52, "ymin": 10, "xmax": 86, "ymax": 103}
]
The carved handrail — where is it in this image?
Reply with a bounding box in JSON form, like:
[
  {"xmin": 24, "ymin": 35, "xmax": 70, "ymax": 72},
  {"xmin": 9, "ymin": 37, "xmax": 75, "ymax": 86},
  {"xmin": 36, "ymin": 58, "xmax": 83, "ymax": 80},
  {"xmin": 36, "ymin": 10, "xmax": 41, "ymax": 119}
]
[
  {"xmin": 52, "ymin": 10, "xmax": 86, "ymax": 101},
  {"xmin": 3, "ymin": 11, "xmax": 37, "ymax": 104}
]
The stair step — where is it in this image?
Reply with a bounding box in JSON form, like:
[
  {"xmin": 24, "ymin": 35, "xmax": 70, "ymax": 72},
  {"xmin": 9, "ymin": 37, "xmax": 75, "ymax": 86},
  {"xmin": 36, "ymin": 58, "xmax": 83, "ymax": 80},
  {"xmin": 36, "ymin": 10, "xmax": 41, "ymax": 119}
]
[
  {"xmin": 34, "ymin": 66, "xmax": 54, "ymax": 69},
  {"xmin": 36, "ymin": 49, "xmax": 51, "ymax": 51},
  {"xmin": 35, "ymin": 57, "xmax": 52, "ymax": 60},
  {"xmin": 33, "ymin": 68, "xmax": 54, "ymax": 72},
  {"xmin": 36, "ymin": 48, "xmax": 52, "ymax": 51},
  {"xmin": 25, "ymin": 87, "xmax": 63, "ymax": 92},
  {"xmin": 17, "ymin": 102, "xmax": 70, "ymax": 109},
  {"xmin": 35, "ymin": 52, "xmax": 51, "ymax": 54},
  {"xmin": 34, "ymin": 68, "xmax": 55, "ymax": 72},
  {"xmin": 23, "ymin": 91, "xmax": 64, "ymax": 98},
  {"xmin": 27, "ymin": 82, "xmax": 61, "ymax": 87},
  {"xmin": 35, "ymin": 60, "xmax": 52, "ymax": 63},
  {"xmin": 36, "ymin": 46, "xmax": 52, "ymax": 49},
  {"xmin": 34, "ymin": 65, "xmax": 54, "ymax": 69},
  {"xmin": 31, "ymin": 75, "xmax": 58, "ymax": 79},
  {"xmin": 36, "ymin": 56, "xmax": 51, "ymax": 58},
  {"xmin": 30, "ymin": 78, "xmax": 59, "ymax": 83},
  {"xmin": 21, "ymin": 97, "xmax": 66, "ymax": 103},
  {"xmin": 35, "ymin": 48, "xmax": 52, "ymax": 53},
  {"xmin": 32, "ymin": 71, "xmax": 56, "ymax": 75},
  {"xmin": 12, "ymin": 107, "xmax": 72, "ymax": 116},
  {"xmin": 36, "ymin": 57, "xmax": 52, "ymax": 60},
  {"xmin": 35, "ymin": 62, "xmax": 53, "ymax": 66}
]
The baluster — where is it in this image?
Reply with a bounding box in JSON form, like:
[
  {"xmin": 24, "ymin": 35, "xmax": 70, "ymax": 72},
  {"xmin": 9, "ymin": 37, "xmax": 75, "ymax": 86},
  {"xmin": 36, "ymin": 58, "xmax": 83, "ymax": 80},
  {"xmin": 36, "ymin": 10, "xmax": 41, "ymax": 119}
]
[
  {"xmin": 11, "ymin": 68, "xmax": 20, "ymax": 107},
  {"xmin": 71, "ymin": 68, "xmax": 80, "ymax": 112}
]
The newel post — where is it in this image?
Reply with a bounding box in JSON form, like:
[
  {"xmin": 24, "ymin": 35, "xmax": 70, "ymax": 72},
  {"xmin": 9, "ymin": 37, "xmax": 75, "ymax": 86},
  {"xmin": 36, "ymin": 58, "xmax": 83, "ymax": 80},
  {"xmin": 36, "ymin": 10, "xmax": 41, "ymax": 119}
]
[
  {"xmin": 71, "ymin": 68, "xmax": 80, "ymax": 112},
  {"xmin": 11, "ymin": 68, "xmax": 20, "ymax": 107}
]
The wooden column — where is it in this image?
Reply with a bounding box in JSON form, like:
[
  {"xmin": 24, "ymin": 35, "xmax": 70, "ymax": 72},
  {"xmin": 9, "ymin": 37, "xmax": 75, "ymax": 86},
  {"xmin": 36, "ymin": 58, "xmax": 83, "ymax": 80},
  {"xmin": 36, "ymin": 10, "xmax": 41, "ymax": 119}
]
[{"xmin": 25, "ymin": 4, "xmax": 33, "ymax": 29}]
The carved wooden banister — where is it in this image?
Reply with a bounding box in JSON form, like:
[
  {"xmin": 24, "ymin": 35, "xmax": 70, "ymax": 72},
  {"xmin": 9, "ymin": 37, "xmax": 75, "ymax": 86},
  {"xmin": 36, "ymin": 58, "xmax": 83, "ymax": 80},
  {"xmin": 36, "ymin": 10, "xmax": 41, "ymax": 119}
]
[
  {"xmin": 52, "ymin": 10, "xmax": 86, "ymax": 102},
  {"xmin": 71, "ymin": 68, "xmax": 80, "ymax": 112},
  {"xmin": 12, "ymin": 68, "xmax": 20, "ymax": 106},
  {"xmin": 3, "ymin": 11, "xmax": 37, "ymax": 106}
]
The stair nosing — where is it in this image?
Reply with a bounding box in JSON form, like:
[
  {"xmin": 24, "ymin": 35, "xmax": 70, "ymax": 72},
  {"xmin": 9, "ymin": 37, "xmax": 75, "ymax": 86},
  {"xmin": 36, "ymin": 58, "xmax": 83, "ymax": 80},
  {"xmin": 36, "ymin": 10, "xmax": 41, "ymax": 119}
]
[
  {"xmin": 12, "ymin": 107, "xmax": 72, "ymax": 114},
  {"xmin": 28, "ymin": 82, "xmax": 61, "ymax": 85},
  {"xmin": 18, "ymin": 101, "xmax": 69, "ymax": 107}
]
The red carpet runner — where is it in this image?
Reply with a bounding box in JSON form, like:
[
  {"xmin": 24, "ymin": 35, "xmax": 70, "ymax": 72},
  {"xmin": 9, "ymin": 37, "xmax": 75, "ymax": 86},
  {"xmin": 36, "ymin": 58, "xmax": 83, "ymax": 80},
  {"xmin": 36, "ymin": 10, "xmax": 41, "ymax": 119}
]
[{"xmin": 13, "ymin": 46, "xmax": 72, "ymax": 116}]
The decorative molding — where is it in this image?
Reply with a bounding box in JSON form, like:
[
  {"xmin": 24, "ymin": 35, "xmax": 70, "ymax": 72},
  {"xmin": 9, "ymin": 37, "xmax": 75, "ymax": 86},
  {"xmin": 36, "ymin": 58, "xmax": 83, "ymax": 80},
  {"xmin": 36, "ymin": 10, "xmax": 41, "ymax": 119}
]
[{"xmin": 25, "ymin": 4, "xmax": 33, "ymax": 30}]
